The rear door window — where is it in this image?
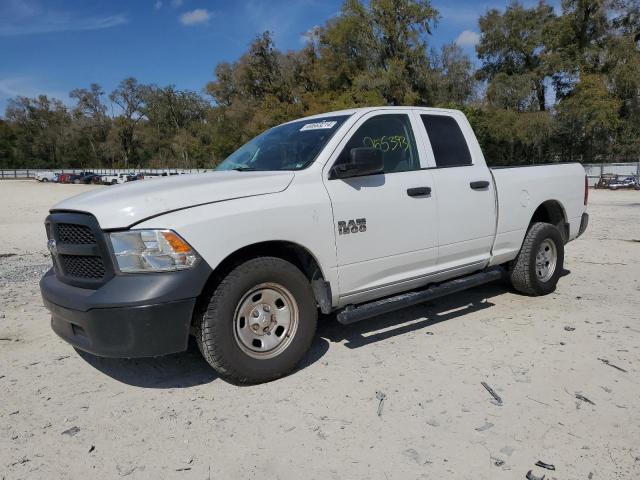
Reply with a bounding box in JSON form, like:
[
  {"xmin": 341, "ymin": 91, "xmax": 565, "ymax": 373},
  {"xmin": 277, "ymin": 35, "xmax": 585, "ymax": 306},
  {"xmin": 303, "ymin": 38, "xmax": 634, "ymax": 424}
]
[{"xmin": 421, "ymin": 114, "xmax": 472, "ymax": 168}]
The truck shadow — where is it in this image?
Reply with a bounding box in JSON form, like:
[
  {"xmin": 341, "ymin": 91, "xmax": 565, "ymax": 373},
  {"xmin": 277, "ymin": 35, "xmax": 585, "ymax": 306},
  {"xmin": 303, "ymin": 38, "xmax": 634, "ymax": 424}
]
[
  {"xmin": 75, "ymin": 340, "xmax": 218, "ymax": 388},
  {"xmin": 75, "ymin": 281, "xmax": 537, "ymax": 387},
  {"xmin": 75, "ymin": 335, "xmax": 331, "ymax": 388},
  {"xmin": 319, "ymin": 282, "xmax": 508, "ymax": 349}
]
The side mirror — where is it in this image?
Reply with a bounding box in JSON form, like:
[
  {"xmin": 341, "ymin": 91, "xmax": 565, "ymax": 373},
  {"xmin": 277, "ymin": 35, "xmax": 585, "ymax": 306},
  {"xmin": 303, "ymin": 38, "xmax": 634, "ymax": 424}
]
[{"xmin": 330, "ymin": 147, "xmax": 384, "ymax": 179}]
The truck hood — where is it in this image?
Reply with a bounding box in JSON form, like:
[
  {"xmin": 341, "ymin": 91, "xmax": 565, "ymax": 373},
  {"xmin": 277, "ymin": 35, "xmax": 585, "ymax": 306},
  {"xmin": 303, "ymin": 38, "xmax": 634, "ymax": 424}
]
[{"xmin": 52, "ymin": 170, "xmax": 295, "ymax": 229}]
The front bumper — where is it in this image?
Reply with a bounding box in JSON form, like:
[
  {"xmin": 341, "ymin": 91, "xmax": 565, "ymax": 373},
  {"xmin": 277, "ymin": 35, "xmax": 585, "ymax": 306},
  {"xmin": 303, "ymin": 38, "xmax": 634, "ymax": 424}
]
[
  {"xmin": 40, "ymin": 260, "xmax": 211, "ymax": 358},
  {"xmin": 577, "ymin": 212, "xmax": 589, "ymax": 238}
]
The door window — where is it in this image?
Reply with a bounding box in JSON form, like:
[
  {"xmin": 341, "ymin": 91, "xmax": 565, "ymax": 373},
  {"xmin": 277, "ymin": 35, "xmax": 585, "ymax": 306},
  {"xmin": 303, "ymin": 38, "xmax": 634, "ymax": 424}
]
[
  {"xmin": 335, "ymin": 114, "xmax": 420, "ymax": 174},
  {"xmin": 421, "ymin": 114, "xmax": 472, "ymax": 168}
]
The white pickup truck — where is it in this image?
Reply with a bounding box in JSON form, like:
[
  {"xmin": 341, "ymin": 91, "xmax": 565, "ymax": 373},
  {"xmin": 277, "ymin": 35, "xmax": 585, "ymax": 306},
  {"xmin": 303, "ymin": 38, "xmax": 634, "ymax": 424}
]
[
  {"xmin": 40, "ymin": 107, "xmax": 589, "ymax": 383},
  {"xmin": 35, "ymin": 171, "xmax": 57, "ymax": 182},
  {"xmin": 100, "ymin": 173, "xmax": 129, "ymax": 185}
]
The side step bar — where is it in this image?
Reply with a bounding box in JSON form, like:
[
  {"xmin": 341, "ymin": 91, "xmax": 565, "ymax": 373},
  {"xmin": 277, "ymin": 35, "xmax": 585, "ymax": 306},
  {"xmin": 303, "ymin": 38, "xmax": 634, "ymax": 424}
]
[{"xmin": 336, "ymin": 267, "xmax": 504, "ymax": 325}]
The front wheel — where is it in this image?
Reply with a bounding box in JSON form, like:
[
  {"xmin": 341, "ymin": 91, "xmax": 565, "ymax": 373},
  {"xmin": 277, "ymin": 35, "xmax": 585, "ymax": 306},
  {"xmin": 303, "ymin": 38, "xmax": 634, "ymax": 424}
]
[
  {"xmin": 509, "ymin": 222, "xmax": 564, "ymax": 296},
  {"xmin": 195, "ymin": 257, "xmax": 317, "ymax": 384}
]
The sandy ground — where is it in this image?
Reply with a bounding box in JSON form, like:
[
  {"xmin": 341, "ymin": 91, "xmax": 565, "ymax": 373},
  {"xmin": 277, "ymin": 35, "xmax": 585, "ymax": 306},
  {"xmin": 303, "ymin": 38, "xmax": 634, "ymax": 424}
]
[{"xmin": 0, "ymin": 179, "xmax": 639, "ymax": 480}]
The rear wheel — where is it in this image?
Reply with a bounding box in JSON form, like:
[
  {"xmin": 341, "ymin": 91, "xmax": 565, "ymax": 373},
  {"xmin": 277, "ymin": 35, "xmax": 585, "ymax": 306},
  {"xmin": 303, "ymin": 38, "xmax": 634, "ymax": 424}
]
[
  {"xmin": 195, "ymin": 257, "xmax": 317, "ymax": 384},
  {"xmin": 509, "ymin": 222, "xmax": 564, "ymax": 296}
]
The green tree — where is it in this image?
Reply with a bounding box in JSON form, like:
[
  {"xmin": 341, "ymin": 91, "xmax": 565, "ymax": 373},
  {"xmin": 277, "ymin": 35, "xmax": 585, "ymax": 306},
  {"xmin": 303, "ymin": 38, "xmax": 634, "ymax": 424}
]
[
  {"xmin": 547, "ymin": 0, "xmax": 609, "ymax": 97},
  {"xmin": 556, "ymin": 74, "xmax": 621, "ymax": 161},
  {"xmin": 316, "ymin": 0, "xmax": 439, "ymax": 106},
  {"xmin": 109, "ymin": 78, "xmax": 146, "ymax": 168},
  {"xmin": 5, "ymin": 95, "xmax": 72, "ymax": 168},
  {"xmin": 0, "ymin": 119, "xmax": 17, "ymax": 168},
  {"xmin": 477, "ymin": 1, "xmax": 555, "ymax": 111},
  {"xmin": 69, "ymin": 83, "xmax": 110, "ymax": 167}
]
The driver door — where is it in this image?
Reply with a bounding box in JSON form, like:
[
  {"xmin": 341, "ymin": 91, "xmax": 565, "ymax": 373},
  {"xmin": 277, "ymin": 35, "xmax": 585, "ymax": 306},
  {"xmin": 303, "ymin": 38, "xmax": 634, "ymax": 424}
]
[{"xmin": 323, "ymin": 111, "xmax": 439, "ymax": 304}]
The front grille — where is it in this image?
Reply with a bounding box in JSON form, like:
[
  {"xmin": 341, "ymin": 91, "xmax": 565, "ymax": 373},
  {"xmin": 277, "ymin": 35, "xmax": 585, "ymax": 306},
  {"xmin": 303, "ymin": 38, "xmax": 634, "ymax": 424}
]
[
  {"xmin": 59, "ymin": 255, "xmax": 105, "ymax": 279},
  {"xmin": 45, "ymin": 212, "xmax": 113, "ymax": 289},
  {"xmin": 57, "ymin": 223, "xmax": 96, "ymax": 244}
]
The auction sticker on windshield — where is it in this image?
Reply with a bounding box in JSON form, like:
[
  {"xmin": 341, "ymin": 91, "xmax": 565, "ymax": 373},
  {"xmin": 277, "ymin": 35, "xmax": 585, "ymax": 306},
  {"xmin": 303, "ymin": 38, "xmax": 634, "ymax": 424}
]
[{"xmin": 300, "ymin": 120, "xmax": 337, "ymax": 131}]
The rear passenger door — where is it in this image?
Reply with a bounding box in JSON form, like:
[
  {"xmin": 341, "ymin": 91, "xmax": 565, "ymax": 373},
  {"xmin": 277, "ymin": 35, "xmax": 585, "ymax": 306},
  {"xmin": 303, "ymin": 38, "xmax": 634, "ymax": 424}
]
[{"xmin": 416, "ymin": 112, "xmax": 496, "ymax": 270}]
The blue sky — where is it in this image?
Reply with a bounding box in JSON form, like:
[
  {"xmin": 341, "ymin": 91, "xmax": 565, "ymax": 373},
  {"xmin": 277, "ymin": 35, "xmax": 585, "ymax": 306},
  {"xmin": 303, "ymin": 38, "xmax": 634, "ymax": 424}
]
[{"xmin": 0, "ymin": 0, "xmax": 557, "ymax": 114}]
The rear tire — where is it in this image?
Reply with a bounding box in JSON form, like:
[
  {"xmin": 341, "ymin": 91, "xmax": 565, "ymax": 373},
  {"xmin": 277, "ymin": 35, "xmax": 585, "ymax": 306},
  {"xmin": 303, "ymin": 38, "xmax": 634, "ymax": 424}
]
[
  {"xmin": 509, "ymin": 222, "xmax": 564, "ymax": 296},
  {"xmin": 195, "ymin": 257, "xmax": 317, "ymax": 384}
]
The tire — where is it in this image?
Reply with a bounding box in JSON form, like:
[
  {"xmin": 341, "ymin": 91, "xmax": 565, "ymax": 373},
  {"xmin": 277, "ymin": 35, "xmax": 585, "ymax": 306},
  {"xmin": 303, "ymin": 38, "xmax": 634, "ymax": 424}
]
[
  {"xmin": 509, "ymin": 222, "xmax": 564, "ymax": 296},
  {"xmin": 195, "ymin": 257, "xmax": 317, "ymax": 384}
]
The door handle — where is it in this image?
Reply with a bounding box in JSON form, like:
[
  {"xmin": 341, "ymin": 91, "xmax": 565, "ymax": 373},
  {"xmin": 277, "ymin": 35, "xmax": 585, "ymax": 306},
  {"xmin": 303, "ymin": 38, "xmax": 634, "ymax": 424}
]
[
  {"xmin": 407, "ymin": 187, "xmax": 431, "ymax": 197},
  {"xmin": 470, "ymin": 180, "xmax": 490, "ymax": 190}
]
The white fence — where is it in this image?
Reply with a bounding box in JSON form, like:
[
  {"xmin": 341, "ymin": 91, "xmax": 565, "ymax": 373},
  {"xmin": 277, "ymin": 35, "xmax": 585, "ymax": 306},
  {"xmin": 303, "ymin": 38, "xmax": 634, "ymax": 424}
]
[
  {"xmin": 0, "ymin": 168, "xmax": 210, "ymax": 180},
  {"xmin": 2, "ymin": 163, "xmax": 639, "ymax": 185}
]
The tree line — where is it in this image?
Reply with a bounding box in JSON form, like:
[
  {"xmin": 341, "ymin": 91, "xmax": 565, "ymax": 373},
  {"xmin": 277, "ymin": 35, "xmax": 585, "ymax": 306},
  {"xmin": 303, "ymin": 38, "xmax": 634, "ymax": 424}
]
[{"xmin": 0, "ymin": 0, "xmax": 638, "ymax": 170}]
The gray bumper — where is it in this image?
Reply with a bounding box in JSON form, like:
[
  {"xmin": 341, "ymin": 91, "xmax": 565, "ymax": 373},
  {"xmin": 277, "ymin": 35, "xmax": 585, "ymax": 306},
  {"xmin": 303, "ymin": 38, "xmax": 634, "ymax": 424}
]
[{"xmin": 40, "ymin": 260, "xmax": 212, "ymax": 358}]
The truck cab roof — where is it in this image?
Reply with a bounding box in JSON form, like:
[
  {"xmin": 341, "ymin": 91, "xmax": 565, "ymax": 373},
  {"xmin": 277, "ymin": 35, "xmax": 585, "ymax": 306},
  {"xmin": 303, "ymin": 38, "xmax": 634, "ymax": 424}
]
[{"xmin": 292, "ymin": 106, "xmax": 464, "ymax": 123}]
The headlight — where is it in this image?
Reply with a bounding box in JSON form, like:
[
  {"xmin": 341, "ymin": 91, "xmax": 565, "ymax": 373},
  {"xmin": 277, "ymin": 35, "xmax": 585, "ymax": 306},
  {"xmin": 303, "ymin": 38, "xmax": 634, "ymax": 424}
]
[{"xmin": 109, "ymin": 230, "xmax": 198, "ymax": 273}]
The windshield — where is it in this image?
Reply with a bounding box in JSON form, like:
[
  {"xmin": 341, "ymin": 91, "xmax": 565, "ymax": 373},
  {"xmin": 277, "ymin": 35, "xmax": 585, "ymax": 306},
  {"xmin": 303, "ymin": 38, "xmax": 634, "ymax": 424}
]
[{"xmin": 216, "ymin": 115, "xmax": 350, "ymax": 171}]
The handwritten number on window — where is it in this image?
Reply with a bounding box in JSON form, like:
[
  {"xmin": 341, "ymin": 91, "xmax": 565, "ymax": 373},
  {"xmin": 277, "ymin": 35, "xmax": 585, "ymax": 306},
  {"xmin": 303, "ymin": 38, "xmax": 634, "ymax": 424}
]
[{"xmin": 363, "ymin": 135, "xmax": 409, "ymax": 152}]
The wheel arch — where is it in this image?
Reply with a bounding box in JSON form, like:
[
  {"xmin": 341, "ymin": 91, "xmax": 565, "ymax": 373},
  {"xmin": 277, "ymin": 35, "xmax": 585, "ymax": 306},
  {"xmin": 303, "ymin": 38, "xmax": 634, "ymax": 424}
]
[
  {"xmin": 194, "ymin": 240, "xmax": 332, "ymax": 321},
  {"xmin": 529, "ymin": 199, "xmax": 569, "ymax": 242}
]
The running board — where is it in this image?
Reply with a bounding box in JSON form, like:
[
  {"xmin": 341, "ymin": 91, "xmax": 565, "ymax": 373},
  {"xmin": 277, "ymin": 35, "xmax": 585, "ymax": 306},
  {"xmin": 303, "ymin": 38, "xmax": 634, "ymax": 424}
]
[{"xmin": 336, "ymin": 267, "xmax": 504, "ymax": 325}]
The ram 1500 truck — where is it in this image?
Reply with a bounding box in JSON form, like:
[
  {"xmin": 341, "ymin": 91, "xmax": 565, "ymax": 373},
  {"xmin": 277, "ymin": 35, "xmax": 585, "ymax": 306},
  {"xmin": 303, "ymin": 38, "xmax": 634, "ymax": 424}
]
[{"xmin": 40, "ymin": 107, "xmax": 589, "ymax": 383}]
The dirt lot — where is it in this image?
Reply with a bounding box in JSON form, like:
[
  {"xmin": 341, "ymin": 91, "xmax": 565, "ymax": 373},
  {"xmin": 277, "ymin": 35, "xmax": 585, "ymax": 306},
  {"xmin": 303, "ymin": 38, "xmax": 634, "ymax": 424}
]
[{"xmin": 1, "ymin": 180, "xmax": 639, "ymax": 479}]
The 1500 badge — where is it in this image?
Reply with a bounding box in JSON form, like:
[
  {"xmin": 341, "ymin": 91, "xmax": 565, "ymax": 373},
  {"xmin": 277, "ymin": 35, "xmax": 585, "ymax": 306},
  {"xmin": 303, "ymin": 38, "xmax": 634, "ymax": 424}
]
[{"xmin": 338, "ymin": 218, "xmax": 366, "ymax": 235}]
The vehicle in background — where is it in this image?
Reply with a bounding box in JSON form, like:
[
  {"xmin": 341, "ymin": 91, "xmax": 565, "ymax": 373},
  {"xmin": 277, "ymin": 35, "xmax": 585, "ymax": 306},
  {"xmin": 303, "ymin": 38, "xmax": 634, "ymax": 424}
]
[
  {"xmin": 595, "ymin": 173, "xmax": 618, "ymax": 189},
  {"xmin": 608, "ymin": 175, "xmax": 640, "ymax": 190},
  {"xmin": 40, "ymin": 106, "xmax": 589, "ymax": 384},
  {"xmin": 101, "ymin": 173, "xmax": 130, "ymax": 185},
  {"xmin": 74, "ymin": 173, "xmax": 102, "ymax": 184},
  {"xmin": 126, "ymin": 173, "xmax": 144, "ymax": 182},
  {"xmin": 55, "ymin": 173, "xmax": 72, "ymax": 184},
  {"xmin": 35, "ymin": 171, "xmax": 56, "ymax": 182}
]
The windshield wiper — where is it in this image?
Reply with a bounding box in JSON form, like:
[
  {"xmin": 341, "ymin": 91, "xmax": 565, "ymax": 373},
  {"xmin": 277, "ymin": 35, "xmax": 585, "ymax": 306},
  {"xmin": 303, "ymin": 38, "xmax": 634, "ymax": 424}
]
[{"xmin": 232, "ymin": 166, "xmax": 262, "ymax": 171}]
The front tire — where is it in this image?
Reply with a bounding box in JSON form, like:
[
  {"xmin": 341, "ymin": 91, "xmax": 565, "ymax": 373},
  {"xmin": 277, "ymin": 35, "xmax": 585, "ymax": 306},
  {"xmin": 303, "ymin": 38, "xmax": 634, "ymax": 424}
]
[
  {"xmin": 195, "ymin": 257, "xmax": 317, "ymax": 384},
  {"xmin": 509, "ymin": 222, "xmax": 564, "ymax": 296}
]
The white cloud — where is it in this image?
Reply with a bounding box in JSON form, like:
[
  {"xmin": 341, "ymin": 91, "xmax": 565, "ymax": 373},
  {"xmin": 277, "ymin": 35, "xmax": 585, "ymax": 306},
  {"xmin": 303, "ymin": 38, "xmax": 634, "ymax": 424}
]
[
  {"xmin": 179, "ymin": 8, "xmax": 210, "ymax": 26},
  {"xmin": 0, "ymin": 1, "xmax": 129, "ymax": 37},
  {"xmin": 455, "ymin": 30, "xmax": 480, "ymax": 47},
  {"xmin": 170, "ymin": 0, "xmax": 184, "ymax": 7},
  {"xmin": 154, "ymin": 1, "xmax": 163, "ymax": 10}
]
